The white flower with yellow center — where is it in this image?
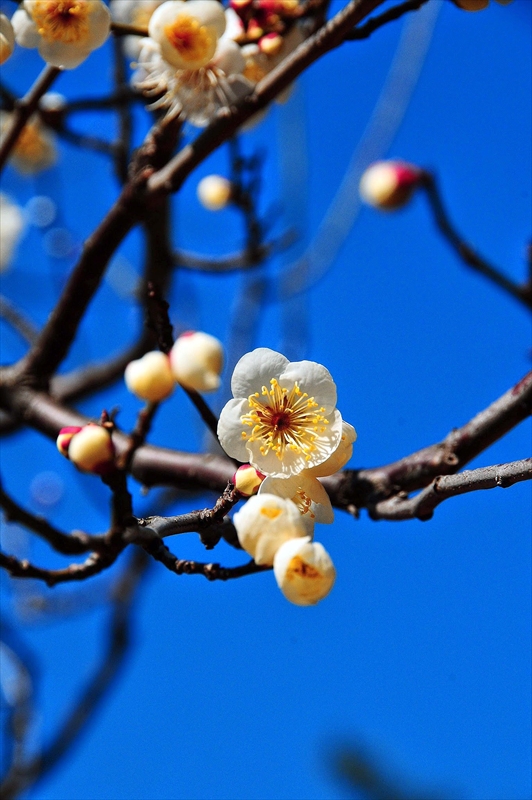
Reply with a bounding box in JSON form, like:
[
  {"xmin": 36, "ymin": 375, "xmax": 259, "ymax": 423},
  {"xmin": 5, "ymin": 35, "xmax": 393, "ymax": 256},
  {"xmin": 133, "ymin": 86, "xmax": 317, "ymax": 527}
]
[
  {"xmin": 12, "ymin": 0, "xmax": 111, "ymax": 69},
  {"xmin": 217, "ymin": 348, "xmax": 344, "ymax": 479},
  {"xmin": 135, "ymin": 2, "xmax": 252, "ymax": 127},
  {"xmin": 110, "ymin": 0, "xmax": 165, "ymax": 59},
  {"xmin": 273, "ymin": 536, "xmax": 336, "ymax": 606}
]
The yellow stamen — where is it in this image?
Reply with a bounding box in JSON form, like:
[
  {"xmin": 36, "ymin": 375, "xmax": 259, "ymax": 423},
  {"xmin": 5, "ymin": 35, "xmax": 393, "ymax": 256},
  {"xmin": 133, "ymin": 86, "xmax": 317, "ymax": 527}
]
[
  {"xmin": 164, "ymin": 15, "xmax": 213, "ymax": 65},
  {"xmin": 240, "ymin": 378, "xmax": 330, "ymax": 462}
]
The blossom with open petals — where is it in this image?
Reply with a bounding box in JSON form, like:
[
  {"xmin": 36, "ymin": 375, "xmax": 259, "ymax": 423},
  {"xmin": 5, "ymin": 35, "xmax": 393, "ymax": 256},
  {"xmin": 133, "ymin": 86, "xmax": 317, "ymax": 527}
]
[
  {"xmin": 273, "ymin": 536, "xmax": 336, "ymax": 606},
  {"xmin": 232, "ymin": 493, "xmax": 308, "ymax": 565},
  {"xmin": 12, "ymin": 0, "xmax": 111, "ymax": 69},
  {"xmin": 135, "ymin": 2, "xmax": 252, "ymax": 126},
  {"xmin": 218, "ymin": 348, "xmax": 343, "ymax": 479},
  {"xmin": 110, "ymin": 0, "xmax": 164, "ymax": 58}
]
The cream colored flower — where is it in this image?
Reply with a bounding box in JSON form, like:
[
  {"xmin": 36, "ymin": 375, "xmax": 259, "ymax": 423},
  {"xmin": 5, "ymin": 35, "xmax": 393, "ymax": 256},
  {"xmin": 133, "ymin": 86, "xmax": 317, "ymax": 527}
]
[
  {"xmin": 273, "ymin": 536, "xmax": 336, "ymax": 606},
  {"xmin": 124, "ymin": 351, "xmax": 175, "ymax": 402},
  {"xmin": 58, "ymin": 424, "xmax": 115, "ymax": 474},
  {"xmin": 0, "ymin": 114, "xmax": 57, "ymax": 175},
  {"xmin": 135, "ymin": 3, "xmax": 252, "ymax": 126},
  {"xmin": 359, "ymin": 160, "xmax": 421, "ymax": 211},
  {"xmin": 110, "ymin": 0, "xmax": 164, "ymax": 59},
  {"xmin": 12, "ymin": 0, "xmax": 111, "ymax": 69},
  {"xmin": 169, "ymin": 331, "xmax": 224, "ymax": 393},
  {"xmin": 0, "ymin": 194, "xmax": 25, "ymax": 273},
  {"xmin": 0, "ymin": 14, "xmax": 15, "ymax": 64},
  {"xmin": 232, "ymin": 493, "xmax": 308, "ymax": 566},
  {"xmin": 217, "ymin": 348, "xmax": 343, "ymax": 479},
  {"xmin": 197, "ymin": 175, "xmax": 232, "ymax": 211}
]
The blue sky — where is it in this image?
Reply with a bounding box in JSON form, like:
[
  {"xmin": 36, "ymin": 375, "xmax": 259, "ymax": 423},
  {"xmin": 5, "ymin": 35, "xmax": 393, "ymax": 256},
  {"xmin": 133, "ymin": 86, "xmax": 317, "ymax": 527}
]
[{"xmin": 0, "ymin": 1, "xmax": 530, "ymax": 798}]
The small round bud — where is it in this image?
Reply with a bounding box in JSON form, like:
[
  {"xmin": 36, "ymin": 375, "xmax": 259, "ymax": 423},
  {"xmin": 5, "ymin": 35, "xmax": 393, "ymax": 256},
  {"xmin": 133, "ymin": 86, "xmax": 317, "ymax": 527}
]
[
  {"xmin": 169, "ymin": 331, "xmax": 224, "ymax": 393},
  {"xmin": 273, "ymin": 537, "xmax": 336, "ymax": 606},
  {"xmin": 67, "ymin": 424, "xmax": 115, "ymax": 474},
  {"xmin": 233, "ymin": 493, "xmax": 307, "ymax": 566},
  {"xmin": 259, "ymin": 32, "xmax": 283, "ymax": 56},
  {"xmin": 0, "ymin": 14, "xmax": 15, "ymax": 65},
  {"xmin": 197, "ymin": 175, "xmax": 232, "ymax": 211},
  {"xmin": 56, "ymin": 426, "xmax": 83, "ymax": 457},
  {"xmin": 233, "ymin": 465, "xmax": 265, "ymax": 497},
  {"xmin": 359, "ymin": 160, "xmax": 421, "ymax": 210},
  {"xmin": 124, "ymin": 351, "xmax": 175, "ymax": 403}
]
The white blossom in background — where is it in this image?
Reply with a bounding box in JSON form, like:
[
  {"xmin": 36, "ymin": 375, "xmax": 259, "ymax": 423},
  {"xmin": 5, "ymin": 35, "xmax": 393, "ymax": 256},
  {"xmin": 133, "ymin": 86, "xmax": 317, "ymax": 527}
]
[
  {"xmin": 169, "ymin": 331, "xmax": 224, "ymax": 392},
  {"xmin": 12, "ymin": 0, "xmax": 111, "ymax": 69},
  {"xmin": 124, "ymin": 351, "xmax": 175, "ymax": 402},
  {"xmin": 0, "ymin": 194, "xmax": 25, "ymax": 273},
  {"xmin": 359, "ymin": 160, "xmax": 421, "ymax": 211},
  {"xmin": 232, "ymin": 493, "xmax": 308, "ymax": 566},
  {"xmin": 0, "ymin": 114, "xmax": 57, "ymax": 175},
  {"xmin": 273, "ymin": 537, "xmax": 336, "ymax": 606},
  {"xmin": 0, "ymin": 13, "xmax": 15, "ymax": 64},
  {"xmin": 135, "ymin": 1, "xmax": 252, "ymax": 127},
  {"xmin": 110, "ymin": 0, "xmax": 164, "ymax": 59},
  {"xmin": 218, "ymin": 348, "xmax": 343, "ymax": 479},
  {"xmin": 197, "ymin": 175, "xmax": 232, "ymax": 211}
]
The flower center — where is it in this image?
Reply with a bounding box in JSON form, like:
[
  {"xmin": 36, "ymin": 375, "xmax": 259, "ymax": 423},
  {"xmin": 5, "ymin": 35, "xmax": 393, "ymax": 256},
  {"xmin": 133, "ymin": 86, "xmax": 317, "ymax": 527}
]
[
  {"xmin": 240, "ymin": 378, "xmax": 329, "ymax": 462},
  {"xmin": 31, "ymin": 0, "xmax": 91, "ymax": 44},
  {"xmin": 164, "ymin": 15, "xmax": 214, "ymax": 66}
]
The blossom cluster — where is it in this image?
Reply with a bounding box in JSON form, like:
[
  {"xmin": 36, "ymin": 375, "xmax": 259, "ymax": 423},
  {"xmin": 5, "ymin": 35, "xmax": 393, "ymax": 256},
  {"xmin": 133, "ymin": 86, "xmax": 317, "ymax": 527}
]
[{"xmin": 218, "ymin": 348, "xmax": 356, "ymax": 606}]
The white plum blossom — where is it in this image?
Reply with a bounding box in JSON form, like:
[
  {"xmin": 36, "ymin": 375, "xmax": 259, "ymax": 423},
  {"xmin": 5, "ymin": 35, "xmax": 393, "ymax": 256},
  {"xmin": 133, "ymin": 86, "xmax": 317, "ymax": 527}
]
[
  {"xmin": 135, "ymin": 1, "xmax": 252, "ymax": 127},
  {"xmin": 217, "ymin": 348, "xmax": 343, "ymax": 479},
  {"xmin": 232, "ymin": 493, "xmax": 308, "ymax": 566},
  {"xmin": 0, "ymin": 14, "xmax": 15, "ymax": 64},
  {"xmin": 169, "ymin": 331, "xmax": 224, "ymax": 393},
  {"xmin": 110, "ymin": 0, "xmax": 164, "ymax": 59},
  {"xmin": 273, "ymin": 536, "xmax": 336, "ymax": 606},
  {"xmin": 12, "ymin": 0, "xmax": 111, "ymax": 69}
]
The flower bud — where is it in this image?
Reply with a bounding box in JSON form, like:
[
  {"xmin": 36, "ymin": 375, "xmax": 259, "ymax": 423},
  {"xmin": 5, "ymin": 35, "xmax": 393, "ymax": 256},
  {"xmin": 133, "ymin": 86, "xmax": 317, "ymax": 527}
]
[
  {"xmin": 273, "ymin": 537, "xmax": 336, "ymax": 606},
  {"xmin": 233, "ymin": 464, "xmax": 265, "ymax": 497},
  {"xmin": 124, "ymin": 351, "xmax": 175, "ymax": 402},
  {"xmin": 233, "ymin": 493, "xmax": 307, "ymax": 566},
  {"xmin": 66, "ymin": 424, "xmax": 115, "ymax": 474},
  {"xmin": 56, "ymin": 426, "xmax": 83, "ymax": 457},
  {"xmin": 0, "ymin": 14, "xmax": 15, "ymax": 65},
  {"xmin": 169, "ymin": 331, "xmax": 224, "ymax": 393},
  {"xmin": 259, "ymin": 32, "xmax": 283, "ymax": 56},
  {"xmin": 359, "ymin": 160, "xmax": 421, "ymax": 210},
  {"xmin": 197, "ymin": 175, "xmax": 232, "ymax": 211}
]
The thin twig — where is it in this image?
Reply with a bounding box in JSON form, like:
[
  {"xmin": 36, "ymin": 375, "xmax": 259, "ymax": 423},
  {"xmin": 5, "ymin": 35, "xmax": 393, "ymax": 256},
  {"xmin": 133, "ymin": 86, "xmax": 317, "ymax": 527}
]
[
  {"xmin": 0, "ymin": 297, "xmax": 39, "ymax": 346},
  {"xmin": 345, "ymin": 0, "xmax": 430, "ymax": 40},
  {"xmin": 420, "ymin": 172, "xmax": 532, "ymax": 310},
  {"xmin": 0, "ymin": 548, "xmax": 123, "ymax": 587}
]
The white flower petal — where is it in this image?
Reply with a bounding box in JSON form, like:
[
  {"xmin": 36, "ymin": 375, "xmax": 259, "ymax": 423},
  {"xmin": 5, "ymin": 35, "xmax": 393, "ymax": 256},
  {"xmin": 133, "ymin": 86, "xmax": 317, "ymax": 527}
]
[
  {"xmin": 12, "ymin": 8, "xmax": 40, "ymax": 49},
  {"xmin": 279, "ymin": 359, "xmax": 337, "ymax": 413},
  {"xmin": 273, "ymin": 537, "xmax": 336, "ymax": 606},
  {"xmin": 217, "ymin": 397, "xmax": 252, "ymax": 462},
  {"xmin": 233, "ymin": 493, "xmax": 307, "ymax": 566},
  {"xmin": 230, "ymin": 347, "xmax": 289, "ymax": 400}
]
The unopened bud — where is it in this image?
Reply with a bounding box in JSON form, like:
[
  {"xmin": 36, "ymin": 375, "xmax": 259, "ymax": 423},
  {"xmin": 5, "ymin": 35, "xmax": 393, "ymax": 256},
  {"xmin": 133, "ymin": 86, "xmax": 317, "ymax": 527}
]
[
  {"xmin": 124, "ymin": 351, "xmax": 174, "ymax": 402},
  {"xmin": 233, "ymin": 493, "xmax": 307, "ymax": 566},
  {"xmin": 259, "ymin": 32, "xmax": 283, "ymax": 56},
  {"xmin": 169, "ymin": 331, "xmax": 224, "ymax": 393},
  {"xmin": 273, "ymin": 537, "xmax": 336, "ymax": 606},
  {"xmin": 197, "ymin": 175, "xmax": 232, "ymax": 211},
  {"xmin": 66, "ymin": 424, "xmax": 115, "ymax": 474},
  {"xmin": 233, "ymin": 464, "xmax": 265, "ymax": 496},
  {"xmin": 0, "ymin": 14, "xmax": 15, "ymax": 65},
  {"xmin": 359, "ymin": 160, "xmax": 421, "ymax": 210},
  {"xmin": 56, "ymin": 426, "xmax": 83, "ymax": 457}
]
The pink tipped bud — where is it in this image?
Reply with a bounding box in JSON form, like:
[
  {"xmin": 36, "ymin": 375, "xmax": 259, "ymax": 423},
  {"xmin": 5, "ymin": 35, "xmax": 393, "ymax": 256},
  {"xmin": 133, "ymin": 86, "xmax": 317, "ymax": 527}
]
[
  {"xmin": 247, "ymin": 18, "xmax": 264, "ymax": 39},
  {"xmin": 169, "ymin": 331, "xmax": 224, "ymax": 393},
  {"xmin": 124, "ymin": 351, "xmax": 174, "ymax": 402},
  {"xmin": 56, "ymin": 426, "xmax": 83, "ymax": 457},
  {"xmin": 233, "ymin": 464, "xmax": 266, "ymax": 496},
  {"xmin": 359, "ymin": 160, "xmax": 421, "ymax": 210},
  {"xmin": 66, "ymin": 424, "xmax": 115, "ymax": 474},
  {"xmin": 259, "ymin": 32, "xmax": 283, "ymax": 56}
]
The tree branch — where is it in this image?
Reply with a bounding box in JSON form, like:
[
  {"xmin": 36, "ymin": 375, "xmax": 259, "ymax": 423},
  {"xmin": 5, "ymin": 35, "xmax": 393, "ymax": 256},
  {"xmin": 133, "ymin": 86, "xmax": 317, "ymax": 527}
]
[{"xmin": 345, "ymin": 0, "xmax": 430, "ymax": 40}]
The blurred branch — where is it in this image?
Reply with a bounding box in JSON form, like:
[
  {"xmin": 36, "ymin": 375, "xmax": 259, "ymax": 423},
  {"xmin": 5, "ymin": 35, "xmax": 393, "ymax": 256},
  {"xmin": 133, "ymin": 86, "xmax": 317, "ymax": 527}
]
[
  {"xmin": 110, "ymin": 21, "xmax": 148, "ymax": 38},
  {"xmin": 0, "ymin": 65, "xmax": 61, "ymax": 173},
  {"xmin": 0, "ymin": 296, "xmax": 39, "ymax": 346},
  {"xmin": 420, "ymin": 171, "xmax": 532, "ymax": 310},
  {"xmin": 345, "ymin": 0, "xmax": 430, "ymax": 40},
  {"xmin": 0, "ymin": 549, "xmax": 149, "ymax": 800},
  {"xmin": 370, "ymin": 458, "xmax": 532, "ymax": 521}
]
